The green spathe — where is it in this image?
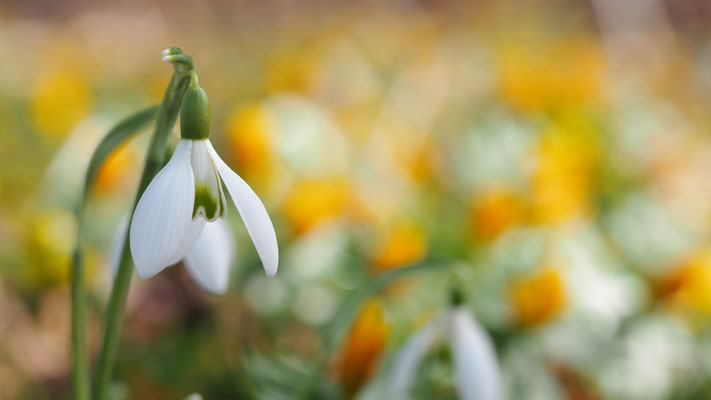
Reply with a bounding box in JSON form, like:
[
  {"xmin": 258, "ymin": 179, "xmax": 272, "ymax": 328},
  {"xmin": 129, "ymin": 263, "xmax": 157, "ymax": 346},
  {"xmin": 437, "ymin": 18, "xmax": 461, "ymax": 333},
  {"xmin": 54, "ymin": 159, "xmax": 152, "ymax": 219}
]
[{"xmin": 180, "ymin": 83, "xmax": 211, "ymax": 140}]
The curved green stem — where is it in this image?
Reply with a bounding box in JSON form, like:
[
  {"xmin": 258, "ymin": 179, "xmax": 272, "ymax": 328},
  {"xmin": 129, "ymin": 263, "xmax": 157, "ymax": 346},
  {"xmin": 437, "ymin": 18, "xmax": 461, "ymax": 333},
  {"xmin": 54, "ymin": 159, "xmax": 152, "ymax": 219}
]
[
  {"xmin": 93, "ymin": 50, "xmax": 193, "ymax": 400},
  {"xmin": 297, "ymin": 259, "xmax": 440, "ymax": 399}
]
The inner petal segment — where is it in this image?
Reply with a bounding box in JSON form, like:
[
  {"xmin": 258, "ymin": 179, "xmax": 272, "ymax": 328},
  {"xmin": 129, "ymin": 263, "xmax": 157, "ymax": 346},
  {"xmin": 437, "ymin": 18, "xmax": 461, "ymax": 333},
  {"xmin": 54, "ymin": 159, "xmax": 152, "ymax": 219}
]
[{"xmin": 190, "ymin": 140, "xmax": 226, "ymax": 221}]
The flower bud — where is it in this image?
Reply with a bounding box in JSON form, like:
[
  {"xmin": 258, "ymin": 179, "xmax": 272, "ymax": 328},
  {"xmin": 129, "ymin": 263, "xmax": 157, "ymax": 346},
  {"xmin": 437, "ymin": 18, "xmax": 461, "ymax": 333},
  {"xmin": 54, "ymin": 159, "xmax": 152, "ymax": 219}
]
[{"xmin": 180, "ymin": 83, "xmax": 211, "ymax": 140}]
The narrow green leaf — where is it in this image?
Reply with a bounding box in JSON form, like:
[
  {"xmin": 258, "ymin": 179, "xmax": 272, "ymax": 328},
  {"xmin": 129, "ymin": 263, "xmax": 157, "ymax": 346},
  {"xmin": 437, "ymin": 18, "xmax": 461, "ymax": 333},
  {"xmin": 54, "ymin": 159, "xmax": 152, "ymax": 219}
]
[{"xmin": 80, "ymin": 105, "xmax": 160, "ymax": 206}]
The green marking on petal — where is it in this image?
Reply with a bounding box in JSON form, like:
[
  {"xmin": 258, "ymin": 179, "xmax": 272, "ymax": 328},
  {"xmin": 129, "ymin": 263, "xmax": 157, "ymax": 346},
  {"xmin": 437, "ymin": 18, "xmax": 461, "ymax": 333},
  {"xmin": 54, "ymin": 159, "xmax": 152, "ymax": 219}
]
[
  {"xmin": 215, "ymin": 170, "xmax": 227, "ymax": 219},
  {"xmin": 189, "ymin": 139, "xmax": 227, "ymax": 221},
  {"xmin": 193, "ymin": 184, "xmax": 220, "ymax": 220}
]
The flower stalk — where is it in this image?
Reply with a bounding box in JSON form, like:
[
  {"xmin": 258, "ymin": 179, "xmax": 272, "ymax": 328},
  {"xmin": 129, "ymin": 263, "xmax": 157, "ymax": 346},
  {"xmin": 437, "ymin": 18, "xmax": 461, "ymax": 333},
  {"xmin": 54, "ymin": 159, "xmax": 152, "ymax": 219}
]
[
  {"xmin": 93, "ymin": 48, "xmax": 194, "ymax": 400},
  {"xmin": 70, "ymin": 105, "xmax": 160, "ymax": 400}
]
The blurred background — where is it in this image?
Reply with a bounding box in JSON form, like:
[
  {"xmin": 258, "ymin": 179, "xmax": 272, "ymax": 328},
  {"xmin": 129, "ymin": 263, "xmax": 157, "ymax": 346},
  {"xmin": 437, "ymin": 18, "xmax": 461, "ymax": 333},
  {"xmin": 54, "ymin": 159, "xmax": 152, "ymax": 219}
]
[{"xmin": 3, "ymin": 0, "xmax": 711, "ymax": 398}]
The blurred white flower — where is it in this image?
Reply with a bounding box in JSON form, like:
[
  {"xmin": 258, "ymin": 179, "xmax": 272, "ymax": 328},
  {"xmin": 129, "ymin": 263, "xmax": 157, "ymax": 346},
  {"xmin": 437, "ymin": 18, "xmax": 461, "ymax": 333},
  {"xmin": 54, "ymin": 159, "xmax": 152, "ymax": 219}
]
[
  {"xmin": 597, "ymin": 317, "xmax": 696, "ymax": 400},
  {"xmin": 389, "ymin": 307, "xmax": 501, "ymax": 400}
]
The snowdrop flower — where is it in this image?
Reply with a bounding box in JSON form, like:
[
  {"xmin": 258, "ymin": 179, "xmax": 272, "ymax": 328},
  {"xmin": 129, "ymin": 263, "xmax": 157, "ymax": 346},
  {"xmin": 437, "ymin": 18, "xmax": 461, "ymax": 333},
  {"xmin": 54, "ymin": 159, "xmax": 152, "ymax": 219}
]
[
  {"xmin": 128, "ymin": 77, "xmax": 278, "ymax": 293},
  {"xmin": 389, "ymin": 306, "xmax": 501, "ymax": 400},
  {"xmin": 110, "ymin": 216, "xmax": 236, "ymax": 295}
]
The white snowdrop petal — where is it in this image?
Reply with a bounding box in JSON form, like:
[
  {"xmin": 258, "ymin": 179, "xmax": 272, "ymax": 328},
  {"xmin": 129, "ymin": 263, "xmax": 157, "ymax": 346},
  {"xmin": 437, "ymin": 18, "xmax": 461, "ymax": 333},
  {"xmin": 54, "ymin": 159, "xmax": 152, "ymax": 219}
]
[
  {"xmin": 450, "ymin": 308, "xmax": 501, "ymax": 400},
  {"xmin": 129, "ymin": 140, "xmax": 199, "ymax": 279},
  {"xmin": 115, "ymin": 215, "xmax": 203, "ymax": 280},
  {"xmin": 389, "ymin": 317, "xmax": 444, "ymax": 399},
  {"xmin": 206, "ymin": 140, "xmax": 279, "ymax": 277},
  {"xmin": 166, "ymin": 217, "xmax": 206, "ymax": 266},
  {"xmin": 184, "ymin": 219, "xmax": 236, "ymax": 295}
]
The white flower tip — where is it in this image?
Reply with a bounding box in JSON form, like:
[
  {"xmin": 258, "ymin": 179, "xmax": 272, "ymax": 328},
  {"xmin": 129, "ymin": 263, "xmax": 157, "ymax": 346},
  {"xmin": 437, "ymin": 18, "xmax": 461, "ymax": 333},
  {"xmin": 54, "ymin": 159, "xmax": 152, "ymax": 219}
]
[
  {"xmin": 264, "ymin": 254, "xmax": 278, "ymax": 278},
  {"xmin": 209, "ymin": 286, "xmax": 228, "ymax": 296},
  {"xmin": 265, "ymin": 265, "xmax": 277, "ymax": 278},
  {"xmin": 195, "ymin": 278, "xmax": 228, "ymax": 296},
  {"xmin": 129, "ymin": 219, "xmax": 166, "ymax": 280},
  {"xmin": 255, "ymin": 229, "xmax": 278, "ymax": 277},
  {"xmin": 134, "ymin": 264, "xmax": 160, "ymax": 280}
]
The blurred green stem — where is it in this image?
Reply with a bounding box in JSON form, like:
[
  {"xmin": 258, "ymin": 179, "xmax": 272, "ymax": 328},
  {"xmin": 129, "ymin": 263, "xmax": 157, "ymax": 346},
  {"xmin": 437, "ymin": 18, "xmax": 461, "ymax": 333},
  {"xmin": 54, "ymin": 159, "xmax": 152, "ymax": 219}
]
[
  {"xmin": 298, "ymin": 259, "xmax": 440, "ymax": 399},
  {"xmin": 71, "ymin": 228, "xmax": 89, "ymax": 400},
  {"xmin": 93, "ymin": 48, "xmax": 193, "ymax": 400}
]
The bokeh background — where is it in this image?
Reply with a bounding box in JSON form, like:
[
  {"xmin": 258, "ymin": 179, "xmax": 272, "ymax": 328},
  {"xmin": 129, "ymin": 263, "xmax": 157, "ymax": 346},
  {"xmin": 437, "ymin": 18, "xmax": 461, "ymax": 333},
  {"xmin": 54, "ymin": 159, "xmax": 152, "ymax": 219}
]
[{"xmin": 3, "ymin": 0, "xmax": 711, "ymax": 398}]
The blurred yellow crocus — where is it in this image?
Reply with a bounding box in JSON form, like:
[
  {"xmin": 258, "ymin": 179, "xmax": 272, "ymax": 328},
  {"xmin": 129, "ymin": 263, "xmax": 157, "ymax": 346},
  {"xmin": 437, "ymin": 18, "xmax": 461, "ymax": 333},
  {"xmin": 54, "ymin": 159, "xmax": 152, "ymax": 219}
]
[
  {"xmin": 470, "ymin": 188, "xmax": 524, "ymax": 241},
  {"xmin": 531, "ymin": 120, "xmax": 598, "ymax": 225},
  {"xmin": 372, "ymin": 222, "xmax": 427, "ymax": 271},
  {"xmin": 656, "ymin": 250, "xmax": 711, "ymax": 315},
  {"xmin": 265, "ymin": 50, "xmax": 320, "ymax": 94},
  {"xmin": 282, "ymin": 178, "xmax": 350, "ymax": 235},
  {"xmin": 226, "ymin": 104, "xmax": 274, "ymax": 184},
  {"xmin": 338, "ymin": 299, "xmax": 388, "ymax": 398},
  {"xmin": 28, "ymin": 210, "xmax": 76, "ymax": 285},
  {"xmin": 31, "ymin": 68, "xmax": 92, "ymax": 140},
  {"xmin": 408, "ymin": 145, "xmax": 435, "ymax": 184},
  {"xmin": 498, "ymin": 35, "xmax": 604, "ymax": 112},
  {"xmin": 510, "ymin": 266, "xmax": 566, "ymax": 326},
  {"xmin": 94, "ymin": 143, "xmax": 136, "ymax": 194}
]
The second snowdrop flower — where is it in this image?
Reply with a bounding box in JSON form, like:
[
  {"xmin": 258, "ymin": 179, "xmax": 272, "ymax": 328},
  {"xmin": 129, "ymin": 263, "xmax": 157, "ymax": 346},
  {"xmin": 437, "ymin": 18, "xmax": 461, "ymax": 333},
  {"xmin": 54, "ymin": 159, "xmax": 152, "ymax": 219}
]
[
  {"xmin": 389, "ymin": 305, "xmax": 501, "ymax": 400},
  {"xmin": 129, "ymin": 74, "xmax": 278, "ymax": 292}
]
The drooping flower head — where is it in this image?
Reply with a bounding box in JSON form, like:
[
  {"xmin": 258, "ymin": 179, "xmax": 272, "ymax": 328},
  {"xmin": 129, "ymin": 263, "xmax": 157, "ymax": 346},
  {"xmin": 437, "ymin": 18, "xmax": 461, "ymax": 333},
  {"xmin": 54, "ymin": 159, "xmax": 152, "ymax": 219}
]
[
  {"xmin": 128, "ymin": 73, "xmax": 278, "ymax": 294},
  {"xmin": 389, "ymin": 302, "xmax": 501, "ymax": 400}
]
